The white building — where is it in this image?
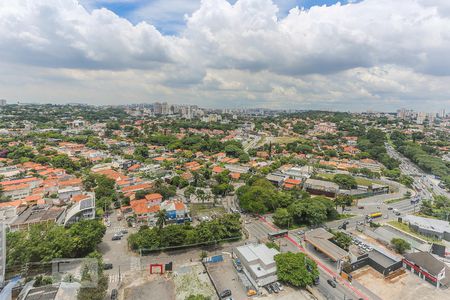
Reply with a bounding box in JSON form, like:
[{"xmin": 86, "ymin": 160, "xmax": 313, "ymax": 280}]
[{"xmin": 233, "ymin": 244, "xmax": 279, "ymax": 287}]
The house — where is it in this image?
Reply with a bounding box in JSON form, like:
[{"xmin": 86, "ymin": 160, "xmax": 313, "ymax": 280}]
[
  {"xmin": 145, "ymin": 193, "xmax": 163, "ymax": 206},
  {"xmin": 265, "ymin": 173, "xmax": 287, "ymax": 186},
  {"xmin": 130, "ymin": 199, "xmax": 160, "ymax": 223},
  {"xmin": 0, "ymin": 177, "xmax": 43, "ymax": 189},
  {"xmin": 233, "ymin": 243, "xmax": 279, "ymax": 287},
  {"xmin": 160, "ymin": 200, "xmax": 190, "ymax": 224},
  {"xmin": 283, "ymin": 178, "xmax": 302, "ymax": 190},
  {"xmin": 1, "ymin": 183, "xmax": 31, "ymax": 200},
  {"xmin": 212, "ymin": 166, "xmax": 224, "ymax": 174}
]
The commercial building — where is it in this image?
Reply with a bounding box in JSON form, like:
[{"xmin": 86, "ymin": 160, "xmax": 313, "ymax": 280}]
[
  {"xmin": 403, "ymin": 252, "xmax": 449, "ymax": 287},
  {"xmin": 10, "ymin": 205, "xmax": 65, "ymax": 231},
  {"xmin": 304, "ymin": 228, "xmax": 348, "ymax": 262},
  {"xmin": 233, "ymin": 244, "xmax": 279, "ymax": 287},
  {"xmin": 304, "ymin": 179, "xmax": 339, "ymax": 197},
  {"xmin": 402, "ymin": 215, "xmax": 450, "ymax": 242},
  {"xmin": 64, "ymin": 194, "xmax": 96, "ymax": 226}
]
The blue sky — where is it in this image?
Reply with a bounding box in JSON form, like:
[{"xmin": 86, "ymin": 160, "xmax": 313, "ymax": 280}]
[{"xmin": 82, "ymin": 0, "xmax": 358, "ymax": 35}]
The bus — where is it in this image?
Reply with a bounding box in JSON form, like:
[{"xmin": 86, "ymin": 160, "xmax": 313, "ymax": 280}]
[
  {"xmin": 268, "ymin": 230, "xmax": 288, "ymax": 240},
  {"xmin": 366, "ymin": 212, "xmax": 382, "ymax": 219}
]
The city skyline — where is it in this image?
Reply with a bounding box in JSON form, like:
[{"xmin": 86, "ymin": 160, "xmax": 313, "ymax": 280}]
[{"xmin": 1, "ymin": 0, "xmax": 450, "ymax": 111}]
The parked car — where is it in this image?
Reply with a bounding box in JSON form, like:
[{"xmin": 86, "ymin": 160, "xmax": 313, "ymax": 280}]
[
  {"xmin": 297, "ymin": 230, "xmax": 305, "ymax": 235},
  {"xmin": 103, "ymin": 263, "xmax": 113, "ymax": 270},
  {"xmin": 275, "ymin": 282, "xmax": 284, "ymax": 291},
  {"xmin": 387, "ymin": 207, "xmax": 393, "ymax": 210},
  {"xmin": 265, "ymin": 285, "xmax": 273, "ymax": 294},
  {"xmin": 111, "ymin": 234, "xmax": 121, "ymax": 241},
  {"xmin": 327, "ymin": 279, "xmax": 337, "ymax": 288},
  {"xmin": 220, "ymin": 289, "xmax": 232, "ymax": 299},
  {"xmin": 358, "ymin": 206, "xmax": 365, "ymax": 209},
  {"xmin": 111, "ymin": 289, "xmax": 118, "ymax": 300},
  {"xmin": 121, "ymin": 229, "xmax": 128, "ymax": 234},
  {"xmin": 271, "ymin": 283, "xmax": 279, "ymax": 293}
]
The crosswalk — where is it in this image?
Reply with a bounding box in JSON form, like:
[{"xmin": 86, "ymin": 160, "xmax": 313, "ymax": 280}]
[
  {"xmin": 108, "ymin": 226, "xmax": 125, "ymax": 234},
  {"xmin": 130, "ymin": 257, "xmax": 141, "ymax": 271},
  {"xmin": 109, "ymin": 273, "xmax": 120, "ymax": 283}
]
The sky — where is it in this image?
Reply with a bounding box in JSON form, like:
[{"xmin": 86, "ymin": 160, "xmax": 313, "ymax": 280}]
[{"xmin": 0, "ymin": 0, "xmax": 450, "ymax": 112}]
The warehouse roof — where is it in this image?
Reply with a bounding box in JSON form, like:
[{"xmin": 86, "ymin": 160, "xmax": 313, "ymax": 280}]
[{"xmin": 305, "ymin": 228, "xmax": 348, "ymax": 261}]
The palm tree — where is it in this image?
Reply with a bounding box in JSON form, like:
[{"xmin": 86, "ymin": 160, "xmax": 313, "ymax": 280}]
[{"xmin": 156, "ymin": 209, "xmax": 167, "ymax": 230}]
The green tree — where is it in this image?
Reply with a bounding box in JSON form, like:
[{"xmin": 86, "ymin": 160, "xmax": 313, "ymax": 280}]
[
  {"xmin": 156, "ymin": 209, "xmax": 167, "ymax": 230},
  {"xmin": 274, "ymin": 252, "xmax": 319, "ymax": 288},
  {"xmin": 333, "ymin": 174, "xmax": 357, "ymax": 190},
  {"xmin": 273, "ymin": 208, "xmax": 293, "ymax": 229},
  {"xmin": 391, "ymin": 238, "xmax": 411, "ymax": 254},
  {"xmin": 332, "ymin": 232, "xmax": 352, "ymax": 251}
]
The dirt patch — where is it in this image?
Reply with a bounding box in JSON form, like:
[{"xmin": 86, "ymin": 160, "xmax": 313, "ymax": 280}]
[
  {"xmin": 173, "ymin": 263, "xmax": 217, "ymax": 300},
  {"xmin": 352, "ymin": 266, "xmax": 449, "ymax": 300},
  {"xmin": 122, "ymin": 272, "xmax": 175, "ymax": 300}
]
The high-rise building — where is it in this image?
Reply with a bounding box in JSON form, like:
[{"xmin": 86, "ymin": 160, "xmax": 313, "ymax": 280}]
[
  {"xmin": 439, "ymin": 109, "xmax": 446, "ymax": 118},
  {"xmin": 0, "ymin": 99, "xmax": 6, "ymax": 106},
  {"xmin": 153, "ymin": 102, "xmax": 162, "ymax": 115},
  {"xmin": 416, "ymin": 112, "xmax": 426, "ymax": 124}
]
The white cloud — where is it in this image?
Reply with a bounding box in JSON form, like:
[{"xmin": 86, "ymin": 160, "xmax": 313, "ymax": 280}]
[{"xmin": 0, "ymin": 0, "xmax": 450, "ymax": 111}]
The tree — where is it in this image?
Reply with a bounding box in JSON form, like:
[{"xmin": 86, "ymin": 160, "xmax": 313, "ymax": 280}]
[
  {"xmin": 333, "ymin": 174, "xmax": 357, "ymax": 190},
  {"xmin": 332, "ymin": 232, "xmax": 352, "ymax": 251},
  {"xmin": 335, "ymin": 195, "xmax": 353, "ymax": 212},
  {"xmin": 156, "ymin": 209, "xmax": 167, "ymax": 230},
  {"xmin": 274, "ymin": 252, "xmax": 319, "ymax": 288},
  {"xmin": 391, "ymin": 238, "xmax": 411, "ymax": 254},
  {"xmin": 273, "ymin": 208, "xmax": 293, "ymax": 229}
]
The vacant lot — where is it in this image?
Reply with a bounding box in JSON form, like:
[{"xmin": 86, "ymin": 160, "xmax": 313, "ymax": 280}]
[
  {"xmin": 206, "ymin": 256, "xmax": 248, "ymax": 300},
  {"xmin": 352, "ymin": 266, "xmax": 449, "ymax": 300}
]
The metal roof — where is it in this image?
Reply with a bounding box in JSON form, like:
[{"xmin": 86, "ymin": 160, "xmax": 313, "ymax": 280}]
[{"xmin": 305, "ymin": 228, "xmax": 348, "ymax": 261}]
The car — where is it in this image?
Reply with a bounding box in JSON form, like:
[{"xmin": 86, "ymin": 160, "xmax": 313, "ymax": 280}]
[
  {"xmin": 111, "ymin": 235, "xmax": 121, "ymax": 241},
  {"xmin": 219, "ymin": 289, "xmax": 232, "ymax": 299},
  {"xmin": 111, "ymin": 289, "xmax": 118, "ymax": 300},
  {"xmin": 387, "ymin": 207, "xmax": 393, "ymax": 210},
  {"xmin": 271, "ymin": 283, "xmax": 279, "ymax": 293},
  {"xmin": 103, "ymin": 263, "xmax": 113, "ymax": 270},
  {"xmin": 297, "ymin": 230, "xmax": 305, "ymax": 235},
  {"xmin": 265, "ymin": 285, "xmax": 273, "ymax": 294},
  {"xmin": 327, "ymin": 279, "xmax": 337, "ymax": 288},
  {"xmin": 275, "ymin": 282, "xmax": 284, "ymax": 291},
  {"xmin": 121, "ymin": 229, "xmax": 128, "ymax": 234},
  {"xmin": 358, "ymin": 206, "xmax": 365, "ymax": 209},
  {"xmin": 344, "ymin": 207, "xmax": 352, "ymax": 211},
  {"xmin": 367, "ymin": 246, "xmax": 373, "ymax": 251}
]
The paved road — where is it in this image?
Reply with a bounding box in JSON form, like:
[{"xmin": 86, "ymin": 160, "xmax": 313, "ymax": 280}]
[{"xmin": 386, "ymin": 144, "xmax": 449, "ymax": 199}]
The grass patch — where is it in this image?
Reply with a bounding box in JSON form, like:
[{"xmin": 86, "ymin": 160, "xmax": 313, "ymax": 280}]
[
  {"xmin": 385, "ymin": 197, "xmax": 407, "ymax": 204},
  {"xmin": 266, "ymin": 241, "xmax": 280, "ymax": 251},
  {"xmin": 190, "ymin": 203, "xmax": 226, "ymax": 217},
  {"xmin": 272, "ymin": 136, "xmax": 302, "ymax": 144},
  {"xmin": 387, "ymin": 221, "xmax": 443, "ymax": 244},
  {"xmin": 338, "ymin": 214, "xmax": 356, "ymax": 220}
]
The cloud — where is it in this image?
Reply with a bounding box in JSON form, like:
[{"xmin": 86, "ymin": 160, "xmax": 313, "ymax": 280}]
[{"xmin": 0, "ymin": 0, "xmax": 450, "ymax": 111}]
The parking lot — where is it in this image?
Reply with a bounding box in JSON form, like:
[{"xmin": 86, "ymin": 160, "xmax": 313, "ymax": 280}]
[{"xmin": 205, "ymin": 256, "xmax": 248, "ymax": 300}]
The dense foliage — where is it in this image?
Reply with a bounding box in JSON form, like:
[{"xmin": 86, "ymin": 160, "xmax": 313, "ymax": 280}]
[
  {"xmin": 6, "ymin": 220, "xmax": 105, "ymax": 270},
  {"xmin": 420, "ymin": 195, "xmax": 450, "ymax": 221},
  {"xmin": 391, "ymin": 238, "xmax": 411, "ymax": 254},
  {"xmin": 274, "ymin": 252, "xmax": 319, "ymax": 288},
  {"xmin": 128, "ymin": 213, "xmax": 242, "ymax": 251}
]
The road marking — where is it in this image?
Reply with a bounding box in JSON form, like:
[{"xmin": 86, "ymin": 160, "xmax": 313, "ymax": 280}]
[{"xmin": 109, "ymin": 273, "xmax": 120, "ymax": 283}]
